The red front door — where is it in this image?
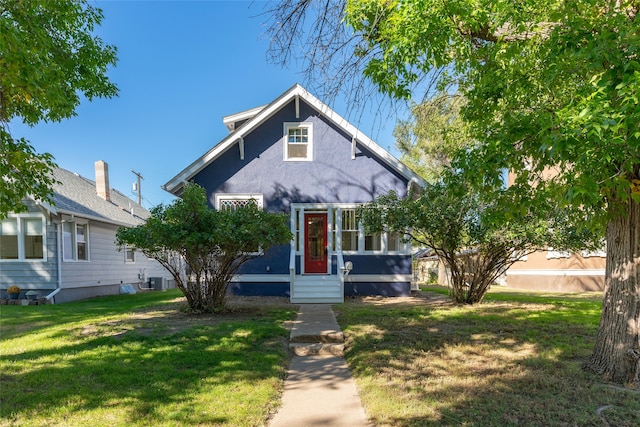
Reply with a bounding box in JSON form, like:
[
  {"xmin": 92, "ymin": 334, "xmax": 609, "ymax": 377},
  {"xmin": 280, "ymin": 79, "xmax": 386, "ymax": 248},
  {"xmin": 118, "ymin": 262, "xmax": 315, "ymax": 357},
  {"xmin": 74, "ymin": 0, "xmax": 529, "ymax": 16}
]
[{"xmin": 304, "ymin": 213, "xmax": 328, "ymax": 274}]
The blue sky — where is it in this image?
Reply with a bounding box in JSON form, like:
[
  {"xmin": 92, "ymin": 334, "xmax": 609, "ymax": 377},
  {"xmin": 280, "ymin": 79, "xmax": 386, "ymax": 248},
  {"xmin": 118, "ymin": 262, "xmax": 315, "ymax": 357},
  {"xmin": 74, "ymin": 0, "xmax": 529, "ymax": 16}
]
[{"xmin": 10, "ymin": 0, "xmax": 403, "ymax": 208}]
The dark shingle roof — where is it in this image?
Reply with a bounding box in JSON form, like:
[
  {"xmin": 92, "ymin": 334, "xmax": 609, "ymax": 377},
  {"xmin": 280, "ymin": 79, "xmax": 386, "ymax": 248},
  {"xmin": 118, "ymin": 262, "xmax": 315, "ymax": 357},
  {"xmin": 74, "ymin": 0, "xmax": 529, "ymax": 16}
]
[{"xmin": 50, "ymin": 168, "xmax": 149, "ymax": 227}]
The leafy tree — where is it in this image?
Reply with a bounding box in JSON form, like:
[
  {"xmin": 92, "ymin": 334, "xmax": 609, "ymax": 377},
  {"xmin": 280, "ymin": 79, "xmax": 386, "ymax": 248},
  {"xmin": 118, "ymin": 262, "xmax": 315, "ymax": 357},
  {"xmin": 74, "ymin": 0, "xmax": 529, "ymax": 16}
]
[
  {"xmin": 116, "ymin": 183, "xmax": 293, "ymax": 313},
  {"xmin": 394, "ymin": 92, "xmax": 469, "ymax": 182},
  {"xmin": 266, "ymin": 0, "xmax": 640, "ymax": 385},
  {"xmin": 0, "ymin": 0, "xmax": 118, "ymax": 218},
  {"xmin": 359, "ymin": 176, "xmax": 592, "ymax": 304}
]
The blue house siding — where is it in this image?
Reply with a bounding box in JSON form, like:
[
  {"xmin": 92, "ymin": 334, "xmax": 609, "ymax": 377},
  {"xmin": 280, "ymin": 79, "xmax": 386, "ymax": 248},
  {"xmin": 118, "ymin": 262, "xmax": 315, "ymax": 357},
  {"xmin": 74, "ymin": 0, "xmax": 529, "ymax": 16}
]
[
  {"xmin": 236, "ymin": 244, "xmax": 290, "ymax": 275},
  {"xmin": 165, "ymin": 84, "xmax": 425, "ymax": 301},
  {"xmin": 193, "ymin": 99, "xmax": 409, "ymax": 212}
]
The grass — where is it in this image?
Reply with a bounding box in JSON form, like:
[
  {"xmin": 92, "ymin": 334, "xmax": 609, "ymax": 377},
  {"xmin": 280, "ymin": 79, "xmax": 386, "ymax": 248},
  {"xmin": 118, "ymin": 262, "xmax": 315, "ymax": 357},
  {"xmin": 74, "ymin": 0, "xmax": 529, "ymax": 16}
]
[
  {"xmin": 0, "ymin": 290, "xmax": 297, "ymax": 427},
  {"xmin": 335, "ymin": 285, "xmax": 640, "ymax": 427}
]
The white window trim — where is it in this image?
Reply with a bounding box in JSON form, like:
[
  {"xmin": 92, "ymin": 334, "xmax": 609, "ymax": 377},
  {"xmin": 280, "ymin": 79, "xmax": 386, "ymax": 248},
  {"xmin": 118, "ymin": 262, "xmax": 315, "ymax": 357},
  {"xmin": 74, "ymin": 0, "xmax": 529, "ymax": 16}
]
[
  {"xmin": 283, "ymin": 122, "xmax": 313, "ymax": 161},
  {"xmin": 62, "ymin": 219, "xmax": 90, "ymax": 262},
  {"xmin": 124, "ymin": 246, "xmax": 136, "ymax": 263},
  {"xmin": 215, "ymin": 194, "xmax": 264, "ymax": 210},
  {"xmin": 0, "ymin": 214, "xmax": 47, "ymax": 262},
  {"xmin": 546, "ymin": 248, "xmax": 572, "ymax": 259}
]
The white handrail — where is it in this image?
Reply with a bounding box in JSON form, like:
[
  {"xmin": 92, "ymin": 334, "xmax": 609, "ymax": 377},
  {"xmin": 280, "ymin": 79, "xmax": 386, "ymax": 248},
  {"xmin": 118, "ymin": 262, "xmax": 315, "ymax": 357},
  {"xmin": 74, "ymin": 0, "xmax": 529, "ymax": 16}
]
[
  {"xmin": 337, "ymin": 251, "xmax": 348, "ymax": 299},
  {"xmin": 289, "ymin": 246, "xmax": 296, "ymax": 297}
]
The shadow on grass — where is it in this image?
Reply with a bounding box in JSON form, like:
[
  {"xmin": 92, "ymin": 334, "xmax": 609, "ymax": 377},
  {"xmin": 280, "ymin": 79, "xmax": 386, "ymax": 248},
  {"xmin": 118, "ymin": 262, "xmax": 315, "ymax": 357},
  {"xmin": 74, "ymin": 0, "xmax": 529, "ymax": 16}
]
[
  {"xmin": 0, "ymin": 292, "xmax": 296, "ymax": 426},
  {"xmin": 336, "ymin": 293, "xmax": 639, "ymax": 427}
]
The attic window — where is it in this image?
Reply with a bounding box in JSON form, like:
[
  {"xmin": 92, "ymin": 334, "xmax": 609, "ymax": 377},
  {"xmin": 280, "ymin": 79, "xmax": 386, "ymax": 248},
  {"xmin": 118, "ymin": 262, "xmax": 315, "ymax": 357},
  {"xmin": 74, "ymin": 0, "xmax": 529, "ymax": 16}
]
[{"xmin": 284, "ymin": 122, "xmax": 313, "ymax": 161}]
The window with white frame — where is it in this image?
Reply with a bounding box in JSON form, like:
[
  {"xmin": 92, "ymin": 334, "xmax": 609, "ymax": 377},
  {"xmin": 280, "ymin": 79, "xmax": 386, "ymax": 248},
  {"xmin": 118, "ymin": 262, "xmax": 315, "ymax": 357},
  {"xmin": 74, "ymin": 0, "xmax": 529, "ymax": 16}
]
[
  {"xmin": 365, "ymin": 231, "xmax": 382, "ymax": 252},
  {"xmin": 215, "ymin": 194, "xmax": 263, "ymax": 211},
  {"xmin": 0, "ymin": 215, "xmax": 46, "ymax": 261},
  {"xmin": 336, "ymin": 208, "xmax": 406, "ymax": 254},
  {"xmin": 63, "ymin": 221, "xmax": 89, "ymax": 261},
  {"xmin": 284, "ymin": 122, "xmax": 313, "ymax": 161},
  {"xmin": 387, "ymin": 231, "xmax": 402, "ymax": 252},
  {"xmin": 341, "ymin": 209, "xmax": 358, "ymax": 252},
  {"xmin": 124, "ymin": 246, "xmax": 136, "ymax": 263}
]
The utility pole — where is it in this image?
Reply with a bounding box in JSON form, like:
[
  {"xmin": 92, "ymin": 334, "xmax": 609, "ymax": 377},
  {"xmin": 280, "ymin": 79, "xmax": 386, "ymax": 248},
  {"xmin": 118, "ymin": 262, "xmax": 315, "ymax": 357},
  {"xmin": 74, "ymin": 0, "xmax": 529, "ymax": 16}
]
[{"xmin": 131, "ymin": 170, "xmax": 144, "ymax": 205}]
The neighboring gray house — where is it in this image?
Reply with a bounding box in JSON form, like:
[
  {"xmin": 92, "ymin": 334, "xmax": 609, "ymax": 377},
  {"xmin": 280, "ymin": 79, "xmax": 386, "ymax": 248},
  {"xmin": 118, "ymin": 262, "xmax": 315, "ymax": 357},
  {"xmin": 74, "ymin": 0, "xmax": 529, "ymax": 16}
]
[
  {"xmin": 0, "ymin": 161, "xmax": 170, "ymax": 303},
  {"xmin": 164, "ymin": 84, "xmax": 426, "ymax": 303}
]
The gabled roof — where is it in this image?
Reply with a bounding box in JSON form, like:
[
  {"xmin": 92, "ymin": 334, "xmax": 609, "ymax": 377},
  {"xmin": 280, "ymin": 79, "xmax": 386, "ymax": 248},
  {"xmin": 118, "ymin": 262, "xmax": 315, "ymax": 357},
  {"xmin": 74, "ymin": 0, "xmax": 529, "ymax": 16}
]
[
  {"xmin": 46, "ymin": 168, "xmax": 149, "ymax": 227},
  {"xmin": 163, "ymin": 83, "xmax": 426, "ymax": 196}
]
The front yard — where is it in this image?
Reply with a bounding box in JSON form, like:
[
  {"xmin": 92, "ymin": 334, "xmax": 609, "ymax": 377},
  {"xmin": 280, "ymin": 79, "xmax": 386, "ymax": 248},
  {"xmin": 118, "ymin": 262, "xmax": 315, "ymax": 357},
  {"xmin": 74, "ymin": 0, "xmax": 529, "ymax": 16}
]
[
  {"xmin": 335, "ymin": 286, "xmax": 640, "ymax": 426},
  {"xmin": 2, "ymin": 286, "xmax": 639, "ymax": 426},
  {"xmin": 0, "ymin": 290, "xmax": 296, "ymax": 427}
]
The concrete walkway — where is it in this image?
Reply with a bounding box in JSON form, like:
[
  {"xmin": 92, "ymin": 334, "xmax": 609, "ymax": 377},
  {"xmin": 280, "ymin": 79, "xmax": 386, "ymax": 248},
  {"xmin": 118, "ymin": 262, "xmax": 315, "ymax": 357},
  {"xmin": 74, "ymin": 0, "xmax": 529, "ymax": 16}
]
[{"xmin": 268, "ymin": 304, "xmax": 371, "ymax": 427}]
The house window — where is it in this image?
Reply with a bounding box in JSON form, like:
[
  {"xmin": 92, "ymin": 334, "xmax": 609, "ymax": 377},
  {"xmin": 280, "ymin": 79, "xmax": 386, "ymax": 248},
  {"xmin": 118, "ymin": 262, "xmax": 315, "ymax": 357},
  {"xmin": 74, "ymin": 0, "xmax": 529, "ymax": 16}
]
[
  {"xmin": 365, "ymin": 231, "xmax": 382, "ymax": 252},
  {"xmin": 23, "ymin": 218, "xmax": 44, "ymax": 259},
  {"xmin": 63, "ymin": 221, "xmax": 89, "ymax": 261},
  {"xmin": 284, "ymin": 122, "xmax": 313, "ymax": 161},
  {"xmin": 215, "ymin": 194, "xmax": 264, "ymax": 211},
  {"xmin": 0, "ymin": 215, "xmax": 46, "ymax": 261},
  {"xmin": 125, "ymin": 246, "xmax": 136, "ymax": 263},
  {"xmin": 387, "ymin": 232, "xmax": 401, "ymax": 252},
  {"xmin": 341, "ymin": 209, "xmax": 358, "ymax": 252},
  {"xmin": 0, "ymin": 218, "xmax": 18, "ymax": 259}
]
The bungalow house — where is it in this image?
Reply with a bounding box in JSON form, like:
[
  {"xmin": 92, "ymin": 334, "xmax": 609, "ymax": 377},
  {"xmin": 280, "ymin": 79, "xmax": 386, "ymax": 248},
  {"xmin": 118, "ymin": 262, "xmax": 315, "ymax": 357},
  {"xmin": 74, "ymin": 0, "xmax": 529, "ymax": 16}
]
[
  {"xmin": 163, "ymin": 84, "xmax": 426, "ymax": 303},
  {"xmin": 0, "ymin": 161, "xmax": 170, "ymax": 303}
]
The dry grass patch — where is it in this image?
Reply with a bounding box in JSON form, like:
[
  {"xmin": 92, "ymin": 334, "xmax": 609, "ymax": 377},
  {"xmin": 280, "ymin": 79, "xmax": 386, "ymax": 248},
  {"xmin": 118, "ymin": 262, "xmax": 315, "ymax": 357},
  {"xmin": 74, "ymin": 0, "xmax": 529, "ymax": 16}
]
[{"xmin": 336, "ymin": 288, "xmax": 639, "ymax": 427}]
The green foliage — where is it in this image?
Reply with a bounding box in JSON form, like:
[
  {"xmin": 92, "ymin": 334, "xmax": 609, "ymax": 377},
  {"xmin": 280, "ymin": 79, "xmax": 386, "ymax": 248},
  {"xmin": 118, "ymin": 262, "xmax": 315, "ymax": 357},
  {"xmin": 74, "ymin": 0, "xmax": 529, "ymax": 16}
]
[
  {"xmin": 359, "ymin": 175, "xmax": 596, "ymax": 303},
  {"xmin": 0, "ymin": 0, "xmax": 118, "ymax": 217},
  {"xmin": 0, "ymin": 129, "xmax": 58, "ymax": 217},
  {"xmin": 345, "ymin": 0, "xmax": 639, "ymax": 229},
  {"xmin": 116, "ymin": 183, "xmax": 293, "ymax": 312},
  {"xmin": 394, "ymin": 92, "xmax": 471, "ymax": 182}
]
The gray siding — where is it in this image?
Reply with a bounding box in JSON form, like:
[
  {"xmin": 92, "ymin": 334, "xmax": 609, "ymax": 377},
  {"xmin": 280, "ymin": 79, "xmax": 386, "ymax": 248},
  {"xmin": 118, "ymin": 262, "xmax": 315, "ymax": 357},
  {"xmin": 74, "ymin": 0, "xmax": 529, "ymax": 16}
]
[
  {"xmin": 0, "ymin": 203, "xmax": 57, "ymax": 292},
  {"xmin": 60, "ymin": 220, "xmax": 168, "ymax": 289},
  {"xmin": 193, "ymin": 99, "xmax": 409, "ymax": 212}
]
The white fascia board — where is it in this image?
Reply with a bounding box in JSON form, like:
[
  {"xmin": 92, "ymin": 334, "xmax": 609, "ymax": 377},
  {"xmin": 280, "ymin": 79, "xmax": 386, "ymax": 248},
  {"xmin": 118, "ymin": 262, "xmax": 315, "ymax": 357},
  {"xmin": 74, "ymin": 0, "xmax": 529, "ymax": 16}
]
[
  {"xmin": 293, "ymin": 86, "xmax": 427, "ymax": 187},
  {"xmin": 222, "ymin": 104, "xmax": 267, "ymax": 132},
  {"xmin": 506, "ymin": 269, "xmax": 605, "ymax": 276},
  {"xmin": 163, "ymin": 84, "xmax": 302, "ymax": 194}
]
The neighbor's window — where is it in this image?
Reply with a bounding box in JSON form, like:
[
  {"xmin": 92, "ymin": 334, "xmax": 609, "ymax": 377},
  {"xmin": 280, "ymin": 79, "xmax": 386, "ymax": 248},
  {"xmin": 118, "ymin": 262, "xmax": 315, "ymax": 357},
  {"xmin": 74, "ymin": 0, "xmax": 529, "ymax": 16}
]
[
  {"xmin": 0, "ymin": 218, "xmax": 18, "ymax": 259},
  {"xmin": 284, "ymin": 122, "xmax": 313, "ymax": 161},
  {"xmin": 125, "ymin": 246, "xmax": 136, "ymax": 263},
  {"xmin": 0, "ymin": 215, "xmax": 45, "ymax": 261},
  {"xmin": 23, "ymin": 218, "xmax": 44, "ymax": 259},
  {"xmin": 63, "ymin": 221, "xmax": 89, "ymax": 261}
]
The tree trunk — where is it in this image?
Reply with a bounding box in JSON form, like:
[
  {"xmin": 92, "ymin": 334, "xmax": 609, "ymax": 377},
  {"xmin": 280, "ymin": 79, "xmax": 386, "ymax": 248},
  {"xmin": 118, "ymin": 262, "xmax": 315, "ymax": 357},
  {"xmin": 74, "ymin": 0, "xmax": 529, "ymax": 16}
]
[{"xmin": 584, "ymin": 195, "xmax": 640, "ymax": 385}]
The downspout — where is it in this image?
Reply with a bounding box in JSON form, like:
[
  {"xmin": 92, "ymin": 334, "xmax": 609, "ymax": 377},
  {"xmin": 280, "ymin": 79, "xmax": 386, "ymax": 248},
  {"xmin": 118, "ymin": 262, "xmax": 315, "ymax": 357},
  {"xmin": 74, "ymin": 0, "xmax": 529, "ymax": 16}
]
[{"xmin": 45, "ymin": 221, "xmax": 63, "ymax": 303}]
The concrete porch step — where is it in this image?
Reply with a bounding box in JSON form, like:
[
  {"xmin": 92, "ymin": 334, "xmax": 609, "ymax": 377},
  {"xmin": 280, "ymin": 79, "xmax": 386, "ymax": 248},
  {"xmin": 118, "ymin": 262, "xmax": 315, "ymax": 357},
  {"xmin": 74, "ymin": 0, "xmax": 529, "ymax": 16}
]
[
  {"xmin": 290, "ymin": 330, "xmax": 344, "ymax": 344},
  {"xmin": 288, "ymin": 304, "xmax": 346, "ymax": 357}
]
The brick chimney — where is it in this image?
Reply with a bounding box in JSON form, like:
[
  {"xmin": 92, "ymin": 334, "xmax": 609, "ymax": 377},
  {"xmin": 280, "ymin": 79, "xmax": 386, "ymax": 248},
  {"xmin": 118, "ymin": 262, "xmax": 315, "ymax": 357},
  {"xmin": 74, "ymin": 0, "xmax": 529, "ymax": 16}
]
[{"xmin": 95, "ymin": 160, "xmax": 111, "ymax": 201}]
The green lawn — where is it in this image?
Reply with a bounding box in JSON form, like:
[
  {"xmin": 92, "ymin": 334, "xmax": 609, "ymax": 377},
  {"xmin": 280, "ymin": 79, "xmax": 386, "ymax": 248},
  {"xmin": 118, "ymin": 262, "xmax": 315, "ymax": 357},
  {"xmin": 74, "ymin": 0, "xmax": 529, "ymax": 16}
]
[
  {"xmin": 0, "ymin": 290, "xmax": 297, "ymax": 427},
  {"xmin": 4, "ymin": 286, "xmax": 639, "ymax": 427},
  {"xmin": 335, "ymin": 286, "xmax": 640, "ymax": 427}
]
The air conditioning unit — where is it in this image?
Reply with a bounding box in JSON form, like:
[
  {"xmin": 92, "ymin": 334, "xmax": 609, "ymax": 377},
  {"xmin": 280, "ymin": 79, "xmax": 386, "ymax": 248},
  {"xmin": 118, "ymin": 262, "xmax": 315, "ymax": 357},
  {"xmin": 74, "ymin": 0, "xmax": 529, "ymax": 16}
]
[{"xmin": 148, "ymin": 277, "xmax": 167, "ymax": 291}]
